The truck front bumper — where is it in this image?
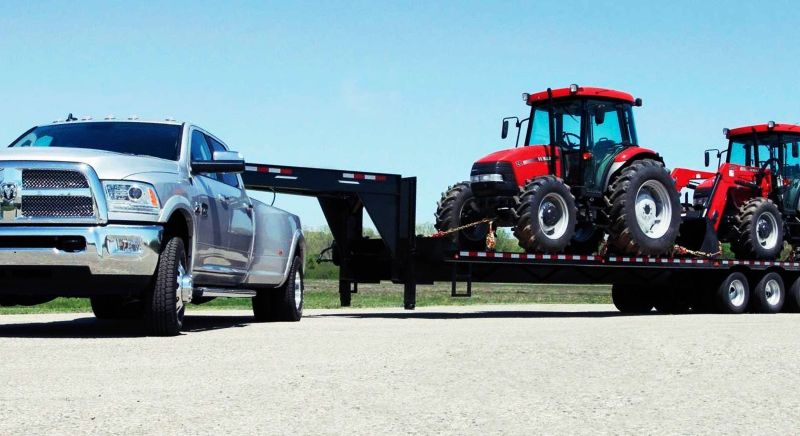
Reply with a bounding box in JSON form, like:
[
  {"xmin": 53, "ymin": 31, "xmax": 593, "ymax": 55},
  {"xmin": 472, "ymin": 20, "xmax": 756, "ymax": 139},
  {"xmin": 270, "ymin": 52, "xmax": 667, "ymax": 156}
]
[{"xmin": 0, "ymin": 225, "xmax": 163, "ymax": 296}]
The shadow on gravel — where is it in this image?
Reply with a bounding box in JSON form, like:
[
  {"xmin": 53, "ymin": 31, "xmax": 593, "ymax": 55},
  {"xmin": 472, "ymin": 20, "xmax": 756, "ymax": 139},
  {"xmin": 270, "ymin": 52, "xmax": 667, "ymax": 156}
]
[
  {"xmin": 0, "ymin": 314, "xmax": 254, "ymax": 338},
  {"xmin": 309, "ymin": 310, "xmax": 636, "ymax": 320}
]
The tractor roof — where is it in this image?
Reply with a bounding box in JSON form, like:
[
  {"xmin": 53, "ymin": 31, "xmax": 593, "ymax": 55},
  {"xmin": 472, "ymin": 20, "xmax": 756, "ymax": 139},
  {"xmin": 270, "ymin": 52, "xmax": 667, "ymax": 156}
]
[
  {"xmin": 726, "ymin": 123, "xmax": 800, "ymax": 138},
  {"xmin": 526, "ymin": 86, "xmax": 635, "ymax": 105}
]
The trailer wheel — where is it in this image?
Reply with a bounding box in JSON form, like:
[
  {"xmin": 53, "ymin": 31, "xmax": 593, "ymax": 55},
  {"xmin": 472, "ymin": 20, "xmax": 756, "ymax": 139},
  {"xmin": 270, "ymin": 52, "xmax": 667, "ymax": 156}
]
[
  {"xmin": 713, "ymin": 272, "xmax": 750, "ymax": 314},
  {"xmin": 731, "ymin": 198, "xmax": 784, "ymax": 260},
  {"xmin": 611, "ymin": 284, "xmax": 653, "ymax": 314},
  {"xmin": 605, "ymin": 159, "xmax": 680, "ymax": 256},
  {"xmin": 435, "ymin": 182, "xmax": 489, "ymax": 251},
  {"xmin": 253, "ymin": 256, "xmax": 303, "ymax": 322},
  {"xmin": 90, "ymin": 296, "xmax": 142, "ymax": 320},
  {"xmin": 751, "ymin": 272, "xmax": 784, "ymax": 313},
  {"xmin": 514, "ymin": 176, "xmax": 577, "ymax": 253},
  {"xmin": 144, "ymin": 237, "xmax": 189, "ymax": 336},
  {"xmin": 785, "ymin": 277, "xmax": 800, "ymax": 312},
  {"xmin": 652, "ymin": 287, "xmax": 691, "ymax": 314}
]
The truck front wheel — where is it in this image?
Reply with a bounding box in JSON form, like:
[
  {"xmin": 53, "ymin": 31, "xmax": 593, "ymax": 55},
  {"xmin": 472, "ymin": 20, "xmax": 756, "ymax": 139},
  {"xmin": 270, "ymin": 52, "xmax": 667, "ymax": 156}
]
[
  {"xmin": 253, "ymin": 256, "xmax": 303, "ymax": 322},
  {"xmin": 144, "ymin": 237, "xmax": 188, "ymax": 336}
]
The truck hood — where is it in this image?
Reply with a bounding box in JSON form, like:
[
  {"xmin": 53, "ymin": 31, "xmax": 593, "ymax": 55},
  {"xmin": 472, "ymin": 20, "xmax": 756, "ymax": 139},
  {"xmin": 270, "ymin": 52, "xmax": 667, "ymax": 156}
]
[{"xmin": 0, "ymin": 147, "xmax": 181, "ymax": 180}]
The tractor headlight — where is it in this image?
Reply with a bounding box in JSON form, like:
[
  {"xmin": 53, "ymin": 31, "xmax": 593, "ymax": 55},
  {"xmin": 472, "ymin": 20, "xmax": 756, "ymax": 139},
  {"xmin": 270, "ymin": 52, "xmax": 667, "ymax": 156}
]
[
  {"xmin": 471, "ymin": 173, "xmax": 504, "ymax": 183},
  {"xmin": 102, "ymin": 181, "xmax": 161, "ymax": 215}
]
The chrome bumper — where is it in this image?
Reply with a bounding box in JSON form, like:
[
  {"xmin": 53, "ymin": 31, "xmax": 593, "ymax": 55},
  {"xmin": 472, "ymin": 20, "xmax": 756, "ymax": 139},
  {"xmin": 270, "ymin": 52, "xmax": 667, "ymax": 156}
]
[{"xmin": 0, "ymin": 225, "xmax": 163, "ymax": 276}]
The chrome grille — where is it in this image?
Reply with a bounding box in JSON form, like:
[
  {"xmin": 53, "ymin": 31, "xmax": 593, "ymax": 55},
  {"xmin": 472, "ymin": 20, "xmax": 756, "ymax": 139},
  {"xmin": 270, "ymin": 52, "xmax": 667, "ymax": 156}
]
[
  {"xmin": 21, "ymin": 196, "xmax": 94, "ymax": 218},
  {"xmin": 22, "ymin": 169, "xmax": 89, "ymax": 189}
]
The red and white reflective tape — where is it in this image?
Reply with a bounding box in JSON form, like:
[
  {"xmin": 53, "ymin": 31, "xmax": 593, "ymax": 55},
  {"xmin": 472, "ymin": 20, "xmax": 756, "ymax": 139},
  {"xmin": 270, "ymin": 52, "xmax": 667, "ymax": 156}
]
[
  {"xmin": 342, "ymin": 172, "xmax": 387, "ymax": 182},
  {"xmin": 457, "ymin": 251, "xmax": 800, "ymax": 268},
  {"xmin": 246, "ymin": 165, "xmax": 294, "ymax": 175}
]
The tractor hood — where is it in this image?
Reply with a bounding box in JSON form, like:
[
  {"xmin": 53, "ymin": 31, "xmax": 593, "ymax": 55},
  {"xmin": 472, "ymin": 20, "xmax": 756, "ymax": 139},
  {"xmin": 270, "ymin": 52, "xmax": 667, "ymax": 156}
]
[{"xmin": 474, "ymin": 144, "xmax": 550, "ymax": 166}]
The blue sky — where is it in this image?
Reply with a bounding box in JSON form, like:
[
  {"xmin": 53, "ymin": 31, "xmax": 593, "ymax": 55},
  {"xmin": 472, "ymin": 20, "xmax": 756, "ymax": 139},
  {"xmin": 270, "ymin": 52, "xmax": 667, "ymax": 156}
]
[{"xmin": 1, "ymin": 0, "xmax": 798, "ymax": 228}]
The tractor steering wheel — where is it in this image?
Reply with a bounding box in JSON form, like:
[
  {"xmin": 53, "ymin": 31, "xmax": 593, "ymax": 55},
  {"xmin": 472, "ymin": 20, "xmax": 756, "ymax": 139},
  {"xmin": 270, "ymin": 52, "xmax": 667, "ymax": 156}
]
[
  {"xmin": 760, "ymin": 158, "xmax": 781, "ymax": 172},
  {"xmin": 560, "ymin": 132, "xmax": 580, "ymax": 148}
]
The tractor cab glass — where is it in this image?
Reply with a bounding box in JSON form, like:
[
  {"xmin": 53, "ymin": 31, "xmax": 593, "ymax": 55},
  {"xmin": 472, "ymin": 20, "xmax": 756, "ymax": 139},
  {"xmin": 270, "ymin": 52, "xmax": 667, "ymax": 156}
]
[
  {"xmin": 526, "ymin": 98, "xmax": 637, "ymax": 193},
  {"xmin": 728, "ymin": 133, "xmax": 800, "ymax": 212}
]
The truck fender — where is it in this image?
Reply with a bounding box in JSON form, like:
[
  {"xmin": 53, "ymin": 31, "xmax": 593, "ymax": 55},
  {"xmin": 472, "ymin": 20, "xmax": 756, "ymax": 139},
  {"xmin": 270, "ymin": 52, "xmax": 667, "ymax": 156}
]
[
  {"xmin": 159, "ymin": 197, "xmax": 196, "ymax": 268},
  {"xmin": 275, "ymin": 229, "xmax": 305, "ymax": 288}
]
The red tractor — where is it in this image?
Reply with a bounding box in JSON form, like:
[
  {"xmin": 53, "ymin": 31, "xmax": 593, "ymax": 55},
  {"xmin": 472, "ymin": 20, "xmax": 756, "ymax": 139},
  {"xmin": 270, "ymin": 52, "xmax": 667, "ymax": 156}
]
[
  {"xmin": 674, "ymin": 122, "xmax": 800, "ymax": 260},
  {"xmin": 436, "ymin": 85, "xmax": 681, "ymax": 255}
]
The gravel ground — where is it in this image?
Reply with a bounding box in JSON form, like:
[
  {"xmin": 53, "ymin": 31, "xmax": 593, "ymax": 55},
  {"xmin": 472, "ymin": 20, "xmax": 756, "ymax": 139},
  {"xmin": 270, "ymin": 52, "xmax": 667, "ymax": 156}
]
[{"xmin": 0, "ymin": 304, "xmax": 798, "ymax": 435}]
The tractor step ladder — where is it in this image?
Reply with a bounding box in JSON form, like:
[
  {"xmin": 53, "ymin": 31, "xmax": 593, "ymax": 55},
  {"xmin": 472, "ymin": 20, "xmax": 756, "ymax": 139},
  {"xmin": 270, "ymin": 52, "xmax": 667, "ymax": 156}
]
[{"xmin": 451, "ymin": 262, "xmax": 473, "ymax": 297}]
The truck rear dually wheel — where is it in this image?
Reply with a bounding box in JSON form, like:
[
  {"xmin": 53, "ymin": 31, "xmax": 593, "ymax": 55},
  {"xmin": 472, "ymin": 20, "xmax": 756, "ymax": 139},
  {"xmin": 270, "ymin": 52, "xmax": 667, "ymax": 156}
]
[
  {"xmin": 253, "ymin": 256, "xmax": 303, "ymax": 322},
  {"xmin": 144, "ymin": 237, "xmax": 189, "ymax": 336}
]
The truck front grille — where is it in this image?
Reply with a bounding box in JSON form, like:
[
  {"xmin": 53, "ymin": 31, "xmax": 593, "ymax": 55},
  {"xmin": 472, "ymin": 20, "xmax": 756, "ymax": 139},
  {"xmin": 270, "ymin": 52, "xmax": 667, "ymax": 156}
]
[
  {"xmin": 22, "ymin": 169, "xmax": 89, "ymax": 189},
  {"xmin": 21, "ymin": 196, "xmax": 95, "ymax": 218}
]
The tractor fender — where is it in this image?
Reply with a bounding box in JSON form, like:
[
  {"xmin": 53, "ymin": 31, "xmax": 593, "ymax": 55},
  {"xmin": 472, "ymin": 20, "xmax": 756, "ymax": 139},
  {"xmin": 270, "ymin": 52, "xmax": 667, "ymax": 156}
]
[{"xmin": 603, "ymin": 147, "xmax": 664, "ymax": 189}]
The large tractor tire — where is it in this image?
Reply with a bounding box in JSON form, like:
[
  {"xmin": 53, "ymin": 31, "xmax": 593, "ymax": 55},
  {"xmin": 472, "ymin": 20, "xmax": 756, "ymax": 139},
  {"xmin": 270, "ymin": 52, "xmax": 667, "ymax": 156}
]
[
  {"xmin": 435, "ymin": 182, "xmax": 489, "ymax": 251},
  {"xmin": 730, "ymin": 198, "xmax": 784, "ymax": 260},
  {"xmin": 605, "ymin": 159, "xmax": 681, "ymax": 256},
  {"xmin": 514, "ymin": 176, "xmax": 577, "ymax": 253}
]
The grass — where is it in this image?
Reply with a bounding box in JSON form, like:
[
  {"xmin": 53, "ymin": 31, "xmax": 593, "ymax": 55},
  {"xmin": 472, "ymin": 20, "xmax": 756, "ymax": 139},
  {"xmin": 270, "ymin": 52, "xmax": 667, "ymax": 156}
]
[{"xmin": 0, "ymin": 280, "xmax": 611, "ymax": 314}]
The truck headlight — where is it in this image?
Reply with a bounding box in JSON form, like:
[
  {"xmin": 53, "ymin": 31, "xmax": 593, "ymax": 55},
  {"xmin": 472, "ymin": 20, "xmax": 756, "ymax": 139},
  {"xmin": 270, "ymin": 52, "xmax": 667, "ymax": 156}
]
[
  {"xmin": 471, "ymin": 173, "xmax": 504, "ymax": 183},
  {"xmin": 102, "ymin": 181, "xmax": 161, "ymax": 215}
]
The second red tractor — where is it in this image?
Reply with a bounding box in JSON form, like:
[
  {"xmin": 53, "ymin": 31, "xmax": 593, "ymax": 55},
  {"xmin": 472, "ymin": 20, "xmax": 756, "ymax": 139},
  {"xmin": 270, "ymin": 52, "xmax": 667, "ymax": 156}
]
[{"xmin": 436, "ymin": 85, "xmax": 681, "ymax": 256}]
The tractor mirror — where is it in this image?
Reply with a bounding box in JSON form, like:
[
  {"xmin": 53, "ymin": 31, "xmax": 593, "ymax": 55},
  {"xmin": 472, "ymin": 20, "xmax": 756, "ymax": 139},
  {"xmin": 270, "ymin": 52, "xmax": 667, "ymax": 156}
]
[
  {"xmin": 501, "ymin": 119, "xmax": 509, "ymax": 139},
  {"xmin": 634, "ymin": 98, "xmax": 643, "ymax": 107},
  {"xmin": 595, "ymin": 111, "xmax": 606, "ymax": 125},
  {"xmin": 704, "ymin": 151, "xmax": 711, "ymax": 167},
  {"xmin": 793, "ymin": 142, "xmax": 799, "ymax": 159}
]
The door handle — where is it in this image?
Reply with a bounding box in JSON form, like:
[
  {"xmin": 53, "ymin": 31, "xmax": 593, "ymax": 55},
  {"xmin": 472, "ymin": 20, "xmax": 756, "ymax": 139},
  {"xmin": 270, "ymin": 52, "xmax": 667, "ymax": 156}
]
[{"xmin": 218, "ymin": 194, "xmax": 236, "ymax": 204}]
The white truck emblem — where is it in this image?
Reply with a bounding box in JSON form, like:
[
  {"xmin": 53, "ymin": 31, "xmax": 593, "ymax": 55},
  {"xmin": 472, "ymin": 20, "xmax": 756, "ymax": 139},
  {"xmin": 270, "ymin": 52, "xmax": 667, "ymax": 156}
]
[{"xmin": 2, "ymin": 182, "xmax": 17, "ymax": 201}]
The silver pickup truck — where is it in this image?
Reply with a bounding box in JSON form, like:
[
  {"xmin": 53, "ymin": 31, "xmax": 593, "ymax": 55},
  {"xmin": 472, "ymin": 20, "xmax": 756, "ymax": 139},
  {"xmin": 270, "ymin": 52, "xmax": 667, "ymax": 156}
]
[{"xmin": 0, "ymin": 118, "xmax": 305, "ymax": 335}]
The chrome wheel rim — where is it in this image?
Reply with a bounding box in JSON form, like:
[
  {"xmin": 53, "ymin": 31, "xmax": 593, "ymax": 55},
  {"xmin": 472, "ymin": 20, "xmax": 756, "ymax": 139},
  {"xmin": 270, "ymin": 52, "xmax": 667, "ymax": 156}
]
[
  {"xmin": 538, "ymin": 193, "xmax": 569, "ymax": 239},
  {"xmin": 728, "ymin": 279, "xmax": 746, "ymax": 308},
  {"xmin": 764, "ymin": 279, "xmax": 781, "ymax": 306},
  {"xmin": 293, "ymin": 270, "xmax": 303, "ymax": 310},
  {"xmin": 634, "ymin": 180, "xmax": 672, "ymax": 239},
  {"xmin": 756, "ymin": 212, "xmax": 779, "ymax": 250},
  {"xmin": 176, "ymin": 261, "xmax": 187, "ymax": 316}
]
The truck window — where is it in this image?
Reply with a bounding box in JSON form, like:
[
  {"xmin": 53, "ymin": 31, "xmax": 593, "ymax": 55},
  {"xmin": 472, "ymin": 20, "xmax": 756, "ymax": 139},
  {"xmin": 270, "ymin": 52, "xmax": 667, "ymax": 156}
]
[
  {"xmin": 206, "ymin": 136, "xmax": 240, "ymax": 188},
  {"xmin": 190, "ymin": 130, "xmax": 218, "ymax": 181}
]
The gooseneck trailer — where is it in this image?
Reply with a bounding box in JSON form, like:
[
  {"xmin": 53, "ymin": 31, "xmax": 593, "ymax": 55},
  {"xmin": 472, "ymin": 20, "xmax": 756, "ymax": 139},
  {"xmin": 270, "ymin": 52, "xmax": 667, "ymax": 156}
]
[{"xmin": 242, "ymin": 162, "xmax": 800, "ymax": 315}]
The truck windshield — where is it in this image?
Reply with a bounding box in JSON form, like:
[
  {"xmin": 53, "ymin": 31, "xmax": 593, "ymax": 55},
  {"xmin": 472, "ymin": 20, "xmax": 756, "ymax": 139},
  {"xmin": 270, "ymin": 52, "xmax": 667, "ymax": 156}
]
[{"xmin": 8, "ymin": 122, "xmax": 182, "ymax": 161}]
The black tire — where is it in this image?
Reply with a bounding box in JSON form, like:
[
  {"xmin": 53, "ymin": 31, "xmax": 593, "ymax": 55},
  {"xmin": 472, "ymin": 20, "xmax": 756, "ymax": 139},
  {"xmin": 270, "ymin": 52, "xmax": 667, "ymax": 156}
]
[
  {"xmin": 606, "ymin": 159, "xmax": 680, "ymax": 256},
  {"xmin": 730, "ymin": 198, "xmax": 784, "ymax": 260},
  {"xmin": 611, "ymin": 283, "xmax": 653, "ymax": 314},
  {"xmin": 435, "ymin": 182, "xmax": 489, "ymax": 251},
  {"xmin": 90, "ymin": 296, "xmax": 142, "ymax": 320},
  {"xmin": 570, "ymin": 224, "xmax": 604, "ymax": 255},
  {"xmin": 514, "ymin": 176, "xmax": 577, "ymax": 253},
  {"xmin": 751, "ymin": 272, "xmax": 785, "ymax": 313},
  {"xmin": 713, "ymin": 272, "xmax": 750, "ymax": 314},
  {"xmin": 785, "ymin": 277, "xmax": 800, "ymax": 313},
  {"xmin": 253, "ymin": 256, "xmax": 303, "ymax": 322},
  {"xmin": 652, "ymin": 287, "xmax": 691, "ymax": 314},
  {"xmin": 144, "ymin": 237, "xmax": 187, "ymax": 336}
]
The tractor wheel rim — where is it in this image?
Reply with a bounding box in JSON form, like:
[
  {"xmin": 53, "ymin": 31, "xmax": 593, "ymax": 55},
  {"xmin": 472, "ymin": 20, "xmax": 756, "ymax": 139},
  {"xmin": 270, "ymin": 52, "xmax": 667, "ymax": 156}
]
[
  {"xmin": 764, "ymin": 279, "xmax": 781, "ymax": 306},
  {"xmin": 538, "ymin": 193, "xmax": 569, "ymax": 240},
  {"xmin": 459, "ymin": 199, "xmax": 487, "ymax": 242},
  {"xmin": 293, "ymin": 270, "xmax": 303, "ymax": 310},
  {"xmin": 756, "ymin": 212, "xmax": 778, "ymax": 249},
  {"xmin": 634, "ymin": 180, "xmax": 672, "ymax": 239},
  {"xmin": 728, "ymin": 279, "xmax": 746, "ymax": 307}
]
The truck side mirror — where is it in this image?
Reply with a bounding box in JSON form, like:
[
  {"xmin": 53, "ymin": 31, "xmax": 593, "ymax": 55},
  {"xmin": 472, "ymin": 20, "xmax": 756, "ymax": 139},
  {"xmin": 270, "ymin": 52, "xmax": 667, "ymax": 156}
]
[
  {"xmin": 192, "ymin": 151, "xmax": 246, "ymax": 174},
  {"xmin": 501, "ymin": 120, "xmax": 509, "ymax": 139},
  {"xmin": 704, "ymin": 150, "xmax": 710, "ymax": 167},
  {"xmin": 793, "ymin": 142, "xmax": 799, "ymax": 159}
]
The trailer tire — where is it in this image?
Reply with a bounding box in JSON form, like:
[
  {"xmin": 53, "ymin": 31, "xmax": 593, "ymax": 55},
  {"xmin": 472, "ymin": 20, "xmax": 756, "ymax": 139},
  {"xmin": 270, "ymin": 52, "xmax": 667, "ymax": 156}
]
[
  {"xmin": 652, "ymin": 287, "xmax": 691, "ymax": 314},
  {"xmin": 611, "ymin": 284, "xmax": 653, "ymax": 314},
  {"xmin": 786, "ymin": 277, "xmax": 800, "ymax": 312},
  {"xmin": 435, "ymin": 182, "xmax": 489, "ymax": 251},
  {"xmin": 713, "ymin": 272, "xmax": 750, "ymax": 314},
  {"xmin": 606, "ymin": 159, "xmax": 680, "ymax": 256},
  {"xmin": 730, "ymin": 198, "xmax": 784, "ymax": 260},
  {"xmin": 751, "ymin": 272, "xmax": 784, "ymax": 313},
  {"xmin": 144, "ymin": 237, "xmax": 188, "ymax": 336},
  {"xmin": 90, "ymin": 296, "xmax": 142, "ymax": 320},
  {"xmin": 253, "ymin": 256, "xmax": 303, "ymax": 322},
  {"xmin": 514, "ymin": 176, "xmax": 577, "ymax": 253}
]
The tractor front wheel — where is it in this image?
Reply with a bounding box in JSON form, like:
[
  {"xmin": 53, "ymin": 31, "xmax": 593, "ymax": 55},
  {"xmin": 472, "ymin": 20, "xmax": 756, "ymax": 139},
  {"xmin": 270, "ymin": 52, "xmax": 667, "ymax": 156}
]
[
  {"xmin": 606, "ymin": 159, "xmax": 680, "ymax": 256},
  {"xmin": 730, "ymin": 198, "xmax": 784, "ymax": 260},
  {"xmin": 514, "ymin": 176, "xmax": 577, "ymax": 253},
  {"xmin": 435, "ymin": 182, "xmax": 489, "ymax": 251}
]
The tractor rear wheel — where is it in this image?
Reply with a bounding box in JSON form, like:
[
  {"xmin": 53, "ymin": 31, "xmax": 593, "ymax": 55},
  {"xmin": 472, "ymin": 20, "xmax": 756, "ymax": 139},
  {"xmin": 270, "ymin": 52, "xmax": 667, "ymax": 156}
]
[
  {"xmin": 606, "ymin": 159, "xmax": 680, "ymax": 256},
  {"xmin": 435, "ymin": 182, "xmax": 489, "ymax": 251},
  {"xmin": 730, "ymin": 198, "xmax": 784, "ymax": 260},
  {"xmin": 514, "ymin": 176, "xmax": 577, "ymax": 253}
]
